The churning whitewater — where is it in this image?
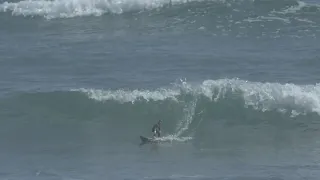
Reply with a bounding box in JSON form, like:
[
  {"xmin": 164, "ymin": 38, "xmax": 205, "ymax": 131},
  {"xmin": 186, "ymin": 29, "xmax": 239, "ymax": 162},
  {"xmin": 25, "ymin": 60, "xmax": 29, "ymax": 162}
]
[
  {"xmin": 1, "ymin": 0, "xmax": 320, "ymax": 42},
  {"xmin": 1, "ymin": 0, "xmax": 320, "ymax": 20}
]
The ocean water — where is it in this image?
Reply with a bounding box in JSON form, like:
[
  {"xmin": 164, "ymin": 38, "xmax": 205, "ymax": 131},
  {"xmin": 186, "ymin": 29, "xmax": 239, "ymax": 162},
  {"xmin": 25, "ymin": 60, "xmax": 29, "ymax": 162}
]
[{"xmin": 1, "ymin": 0, "xmax": 320, "ymax": 179}]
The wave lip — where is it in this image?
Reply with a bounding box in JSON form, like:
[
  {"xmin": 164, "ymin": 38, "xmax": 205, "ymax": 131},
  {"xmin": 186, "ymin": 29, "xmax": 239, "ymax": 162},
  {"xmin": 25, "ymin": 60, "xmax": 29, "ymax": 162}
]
[
  {"xmin": 74, "ymin": 87, "xmax": 181, "ymax": 103},
  {"xmin": 200, "ymin": 79, "xmax": 320, "ymax": 116}
]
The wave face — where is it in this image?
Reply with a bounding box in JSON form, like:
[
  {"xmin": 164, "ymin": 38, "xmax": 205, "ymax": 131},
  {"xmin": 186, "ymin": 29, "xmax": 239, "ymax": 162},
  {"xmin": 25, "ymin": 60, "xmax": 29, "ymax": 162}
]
[{"xmin": 2, "ymin": 79, "xmax": 320, "ymax": 148}]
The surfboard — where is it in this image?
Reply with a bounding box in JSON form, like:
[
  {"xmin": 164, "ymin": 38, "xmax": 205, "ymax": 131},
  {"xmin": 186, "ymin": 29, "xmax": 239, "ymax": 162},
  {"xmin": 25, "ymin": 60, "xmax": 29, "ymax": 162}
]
[{"xmin": 140, "ymin": 136, "xmax": 158, "ymax": 145}]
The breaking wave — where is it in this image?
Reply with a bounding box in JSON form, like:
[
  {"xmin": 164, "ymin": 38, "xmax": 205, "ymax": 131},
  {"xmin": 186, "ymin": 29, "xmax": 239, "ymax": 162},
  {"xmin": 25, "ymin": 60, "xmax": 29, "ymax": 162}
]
[
  {"xmin": 75, "ymin": 78, "xmax": 320, "ymax": 117},
  {"xmin": 2, "ymin": 78, "xmax": 320, "ymax": 147},
  {"xmin": 0, "ymin": 0, "xmax": 320, "ymax": 19}
]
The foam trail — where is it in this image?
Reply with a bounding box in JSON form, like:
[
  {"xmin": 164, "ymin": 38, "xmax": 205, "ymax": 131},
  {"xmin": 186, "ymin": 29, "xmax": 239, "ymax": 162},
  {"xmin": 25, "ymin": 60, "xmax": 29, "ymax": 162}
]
[
  {"xmin": 156, "ymin": 134, "xmax": 193, "ymax": 143},
  {"xmin": 175, "ymin": 99, "xmax": 197, "ymax": 137},
  {"xmin": 159, "ymin": 98, "xmax": 196, "ymax": 142}
]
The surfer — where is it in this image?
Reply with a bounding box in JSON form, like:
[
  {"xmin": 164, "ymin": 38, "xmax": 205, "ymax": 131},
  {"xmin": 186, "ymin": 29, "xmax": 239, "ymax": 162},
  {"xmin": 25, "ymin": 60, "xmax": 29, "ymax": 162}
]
[{"xmin": 152, "ymin": 120, "xmax": 162, "ymax": 138}]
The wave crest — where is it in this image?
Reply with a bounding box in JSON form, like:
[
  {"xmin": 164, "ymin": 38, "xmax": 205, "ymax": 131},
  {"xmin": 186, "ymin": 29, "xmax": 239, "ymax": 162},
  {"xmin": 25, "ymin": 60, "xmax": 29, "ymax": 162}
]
[
  {"xmin": 1, "ymin": 0, "xmax": 319, "ymax": 19},
  {"xmin": 74, "ymin": 79, "xmax": 320, "ymax": 117}
]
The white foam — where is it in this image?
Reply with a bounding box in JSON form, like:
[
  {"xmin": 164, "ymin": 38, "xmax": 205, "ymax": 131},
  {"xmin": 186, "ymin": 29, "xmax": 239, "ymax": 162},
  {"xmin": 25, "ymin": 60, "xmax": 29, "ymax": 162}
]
[
  {"xmin": 243, "ymin": 15, "xmax": 291, "ymax": 24},
  {"xmin": 276, "ymin": 1, "xmax": 307, "ymax": 15},
  {"xmin": 74, "ymin": 78, "xmax": 320, "ymax": 116},
  {"xmin": 243, "ymin": 17, "xmax": 264, "ymax": 23},
  {"xmin": 272, "ymin": 0, "xmax": 320, "ymax": 24},
  {"xmin": 156, "ymin": 134, "xmax": 193, "ymax": 142},
  {"xmin": 294, "ymin": 17, "xmax": 315, "ymax": 24},
  {"xmin": 200, "ymin": 79, "xmax": 320, "ymax": 116},
  {"xmin": 0, "ymin": 0, "xmax": 200, "ymax": 19},
  {"xmin": 260, "ymin": 16, "xmax": 291, "ymax": 24},
  {"xmin": 75, "ymin": 87, "xmax": 180, "ymax": 103}
]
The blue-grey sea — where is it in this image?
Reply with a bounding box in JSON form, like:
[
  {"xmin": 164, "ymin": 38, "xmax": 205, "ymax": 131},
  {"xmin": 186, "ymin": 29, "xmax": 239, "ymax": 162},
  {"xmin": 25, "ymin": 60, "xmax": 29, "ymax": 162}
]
[{"xmin": 1, "ymin": 0, "xmax": 320, "ymax": 179}]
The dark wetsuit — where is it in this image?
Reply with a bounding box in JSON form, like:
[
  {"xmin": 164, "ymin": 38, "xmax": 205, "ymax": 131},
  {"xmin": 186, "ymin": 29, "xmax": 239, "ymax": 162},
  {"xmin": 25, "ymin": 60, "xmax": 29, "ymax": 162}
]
[{"xmin": 152, "ymin": 123, "xmax": 161, "ymax": 137}]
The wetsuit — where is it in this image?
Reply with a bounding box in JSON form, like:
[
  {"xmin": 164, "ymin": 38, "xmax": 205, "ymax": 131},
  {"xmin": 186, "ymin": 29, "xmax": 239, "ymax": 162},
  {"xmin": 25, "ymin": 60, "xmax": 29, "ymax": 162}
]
[{"xmin": 152, "ymin": 123, "xmax": 161, "ymax": 137}]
